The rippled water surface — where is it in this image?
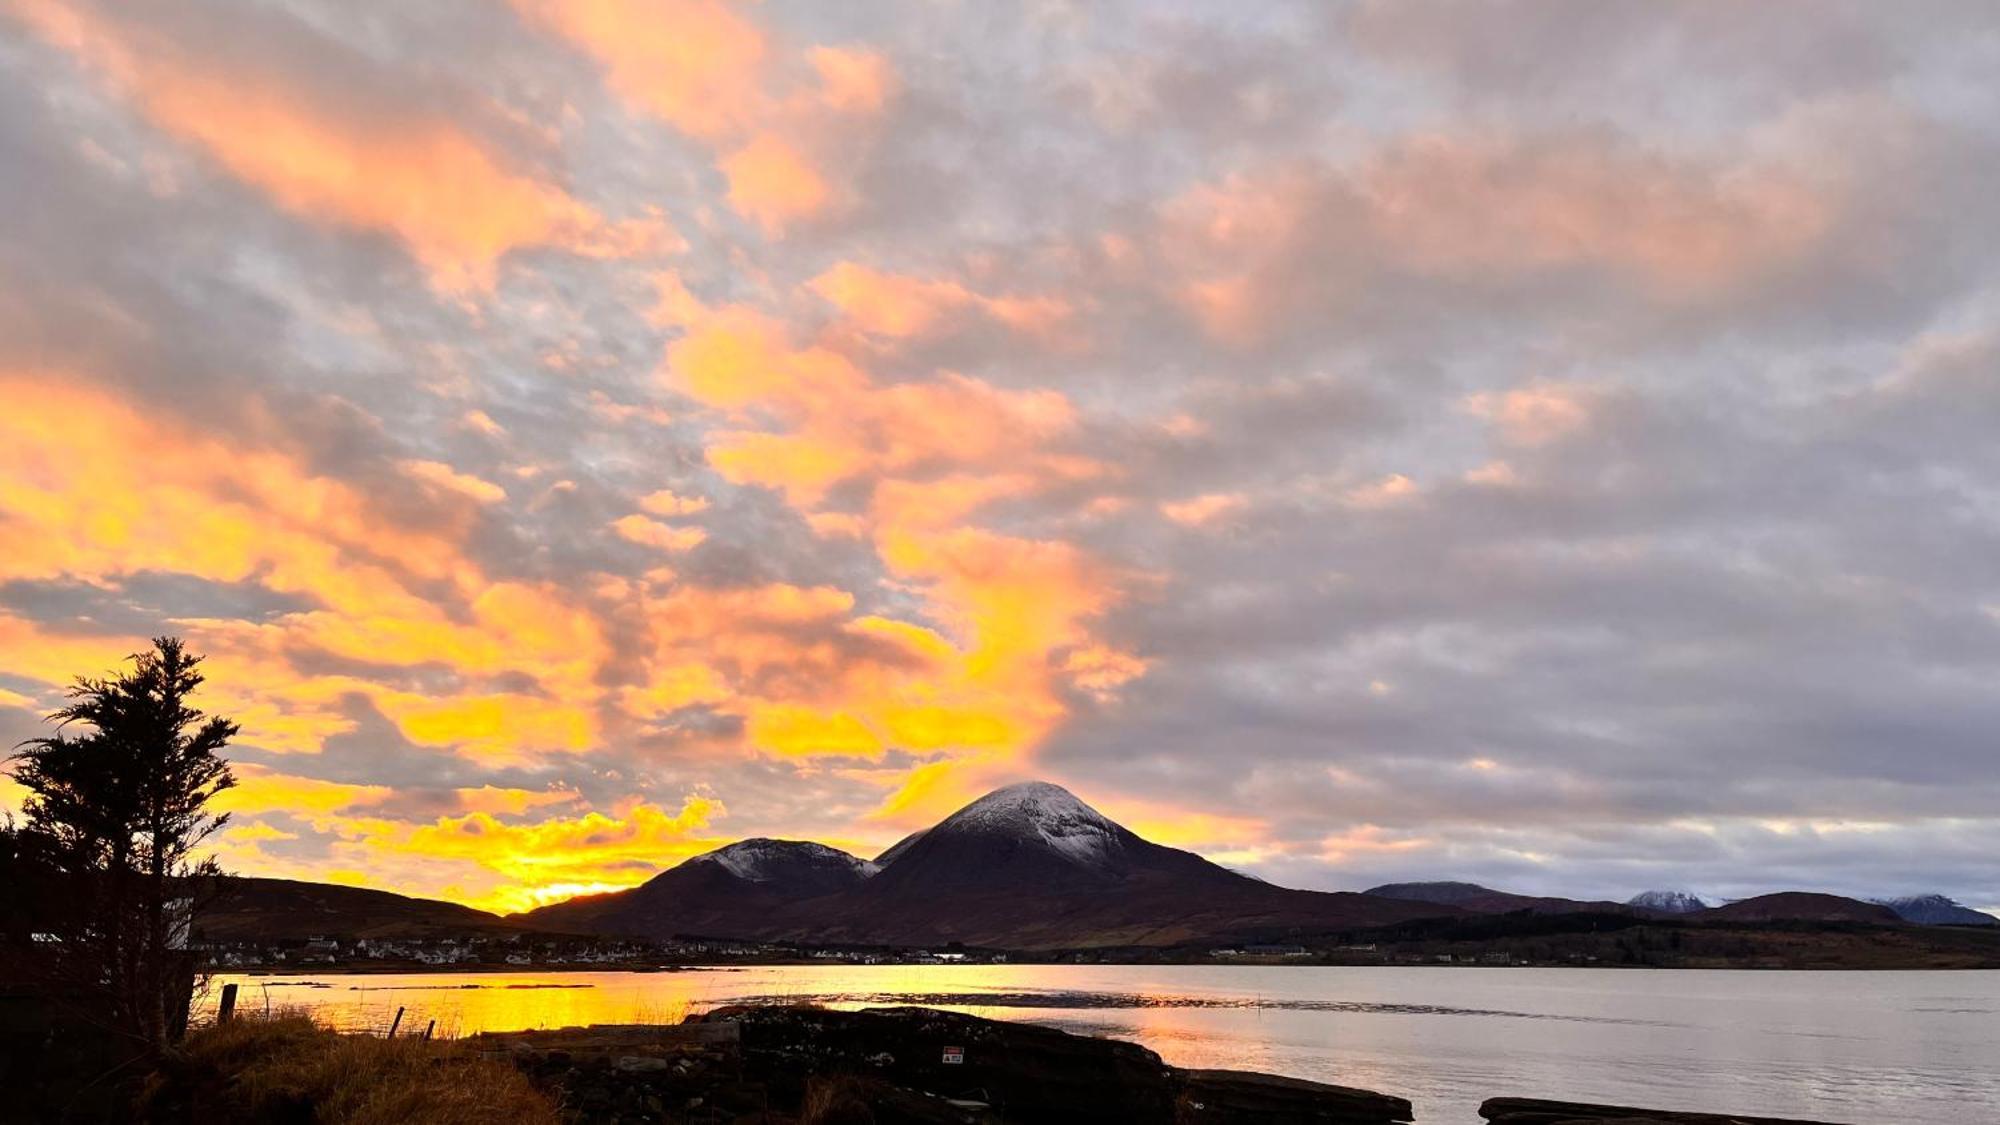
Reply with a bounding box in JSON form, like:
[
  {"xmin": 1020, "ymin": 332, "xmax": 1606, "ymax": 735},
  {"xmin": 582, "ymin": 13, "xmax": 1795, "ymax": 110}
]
[{"xmin": 205, "ymin": 965, "xmax": 2000, "ymax": 1123}]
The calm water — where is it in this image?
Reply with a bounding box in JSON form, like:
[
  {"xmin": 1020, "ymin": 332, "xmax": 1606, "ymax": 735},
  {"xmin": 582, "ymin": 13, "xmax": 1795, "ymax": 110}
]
[{"xmin": 204, "ymin": 965, "xmax": 2000, "ymax": 1123}]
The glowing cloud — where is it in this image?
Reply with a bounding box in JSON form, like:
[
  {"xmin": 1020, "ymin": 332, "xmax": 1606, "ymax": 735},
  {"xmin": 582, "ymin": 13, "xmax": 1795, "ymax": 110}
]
[
  {"xmin": 10, "ymin": 0, "xmax": 666, "ymax": 289},
  {"xmin": 722, "ymin": 133, "xmax": 833, "ymax": 234}
]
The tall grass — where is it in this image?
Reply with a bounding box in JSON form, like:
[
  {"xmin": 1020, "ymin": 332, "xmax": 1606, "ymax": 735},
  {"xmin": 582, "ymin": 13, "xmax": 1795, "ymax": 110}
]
[{"xmin": 152, "ymin": 1013, "xmax": 558, "ymax": 1125}]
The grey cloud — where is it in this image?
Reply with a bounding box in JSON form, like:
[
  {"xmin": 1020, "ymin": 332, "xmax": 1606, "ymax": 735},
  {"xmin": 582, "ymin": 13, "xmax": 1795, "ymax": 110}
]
[{"xmin": 6, "ymin": 0, "xmax": 2000, "ymax": 908}]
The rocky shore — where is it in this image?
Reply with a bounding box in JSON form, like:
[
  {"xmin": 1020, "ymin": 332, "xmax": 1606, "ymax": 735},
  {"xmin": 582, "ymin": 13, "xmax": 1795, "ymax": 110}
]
[
  {"xmin": 468, "ymin": 1005, "xmax": 1853, "ymax": 1125},
  {"xmin": 471, "ymin": 1004, "xmax": 1415, "ymax": 1123}
]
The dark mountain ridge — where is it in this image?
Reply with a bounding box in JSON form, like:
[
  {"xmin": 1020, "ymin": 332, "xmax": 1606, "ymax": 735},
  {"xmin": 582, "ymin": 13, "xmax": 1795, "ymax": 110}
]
[
  {"xmin": 525, "ymin": 837, "xmax": 878, "ymax": 939},
  {"xmin": 1699, "ymin": 892, "xmax": 1900, "ymax": 924},
  {"xmin": 193, "ymin": 877, "xmax": 526, "ymax": 941},
  {"xmin": 1872, "ymin": 893, "xmax": 1997, "ymax": 926},
  {"xmin": 528, "ymin": 781, "xmax": 1449, "ymax": 949},
  {"xmin": 1364, "ymin": 880, "xmax": 1637, "ymax": 916},
  {"xmin": 186, "ymin": 785, "xmax": 1999, "ymax": 951}
]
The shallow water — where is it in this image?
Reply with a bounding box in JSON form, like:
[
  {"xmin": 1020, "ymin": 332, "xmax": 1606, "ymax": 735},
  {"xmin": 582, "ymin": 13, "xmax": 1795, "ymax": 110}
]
[{"xmin": 204, "ymin": 965, "xmax": 2000, "ymax": 1123}]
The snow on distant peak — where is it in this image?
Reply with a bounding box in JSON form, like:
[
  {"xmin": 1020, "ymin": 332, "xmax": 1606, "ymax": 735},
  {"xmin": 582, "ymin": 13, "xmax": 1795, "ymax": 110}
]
[
  {"xmin": 946, "ymin": 781, "xmax": 1124, "ymax": 867},
  {"xmin": 694, "ymin": 838, "xmax": 879, "ymax": 883},
  {"xmin": 952, "ymin": 781, "xmax": 1111, "ymax": 827},
  {"xmin": 1627, "ymin": 890, "xmax": 1709, "ymax": 914}
]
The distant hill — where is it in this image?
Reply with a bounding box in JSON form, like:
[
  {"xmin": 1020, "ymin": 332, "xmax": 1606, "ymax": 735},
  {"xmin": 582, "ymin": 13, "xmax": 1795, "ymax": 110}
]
[
  {"xmin": 194, "ymin": 877, "xmax": 525, "ymax": 941},
  {"xmin": 1363, "ymin": 880, "xmax": 1633, "ymax": 916},
  {"xmin": 1626, "ymin": 890, "xmax": 1709, "ymax": 915},
  {"xmin": 1874, "ymin": 894, "xmax": 1998, "ymax": 926},
  {"xmin": 1700, "ymin": 892, "xmax": 1900, "ymax": 924}
]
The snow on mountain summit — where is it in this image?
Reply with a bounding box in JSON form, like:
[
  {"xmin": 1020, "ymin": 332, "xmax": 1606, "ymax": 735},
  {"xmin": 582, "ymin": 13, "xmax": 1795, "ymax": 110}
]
[
  {"xmin": 1873, "ymin": 893, "xmax": 1997, "ymax": 926},
  {"xmin": 937, "ymin": 781, "xmax": 1125, "ymax": 867},
  {"xmin": 1627, "ymin": 890, "xmax": 1709, "ymax": 914},
  {"xmin": 693, "ymin": 838, "xmax": 879, "ymax": 884}
]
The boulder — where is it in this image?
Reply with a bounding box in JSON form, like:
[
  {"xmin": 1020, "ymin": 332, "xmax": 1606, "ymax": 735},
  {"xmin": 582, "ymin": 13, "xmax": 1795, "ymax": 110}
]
[{"xmin": 1481, "ymin": 1095, "xmax": 1850, "ymax": 1124}]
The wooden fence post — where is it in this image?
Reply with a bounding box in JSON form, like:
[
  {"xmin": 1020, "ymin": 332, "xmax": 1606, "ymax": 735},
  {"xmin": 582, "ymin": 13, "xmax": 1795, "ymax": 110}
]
[
  {"xmin": 387, "ymin": 1007, "xmax": 405, "ymax": 1038},
  {"xmin": 217, "ymin": 983, "xmax": 238, "ymax": 1025}
]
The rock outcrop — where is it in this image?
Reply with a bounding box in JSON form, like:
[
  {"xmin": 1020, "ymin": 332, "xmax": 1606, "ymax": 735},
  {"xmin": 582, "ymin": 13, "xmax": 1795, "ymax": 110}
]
[
  {"xmin": 473, "ymin": 1004, "xmax": 1415, "ymax": 1124},
  {"xmin": 1481, "ymin": 1095, "xmax": 1847, "ymax": 1124}
]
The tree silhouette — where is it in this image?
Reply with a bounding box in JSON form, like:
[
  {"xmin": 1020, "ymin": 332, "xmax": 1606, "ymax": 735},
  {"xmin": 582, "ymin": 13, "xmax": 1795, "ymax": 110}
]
[{"xmin": 9, "ymin": 637, "xmax": 237, "ymax": 1053}]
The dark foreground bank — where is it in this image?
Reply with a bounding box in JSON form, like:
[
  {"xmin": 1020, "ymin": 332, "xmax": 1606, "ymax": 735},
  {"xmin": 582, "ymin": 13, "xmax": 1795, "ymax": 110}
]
[{"xmin": 69, "ymin": 1005, "xmax": 1857, "ymax": 1124}]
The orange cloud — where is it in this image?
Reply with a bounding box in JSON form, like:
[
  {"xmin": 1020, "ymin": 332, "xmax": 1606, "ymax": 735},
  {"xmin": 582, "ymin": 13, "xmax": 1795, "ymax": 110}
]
[
  {"xmin": 211, "ymin": 763, "xmax": 391, "ymax": 821},
  {"xmin": 1160, "ymin": 492, "xmax": 1247, "ymax": 527},
  {"xmin": 0, "ymin": 372, "xmax": 620, "ymax": 761},
  {"xmin": 1159, "ymin": 133, "xmax": 1830, "ymax": 345},
  {"xmin": 1463, "ymin": 383, "xmax": 1592, "ymax": 447},
  {"xmin": 808, "ymin": 46, "xmax": 896, "ymax": 114},
  {"xmin": 516, "ymin": 0, "xmax": 895, "ymax": 236},
  {"xmin": 513, "ymin": 0, "xmax": 767, "ymax": 139},
  {"xmin": 722, "ymin": 133, "xmax": 833, "ymax": 233},
  {"xmin": 211, "ymin": 787, "xmax": 729, "ymax": 913},
  {"xmin": 1342, "ymin": 473, "xmax": 1419, "ymax": 509},
  {"xmin": 401, "ymin": 459, "xmax": 508, "ymax": 504},
  {"xmin": 811, "ymin": 262, "xmax": 972, "ymax": 337},
  {"xmin": 1368, "ymin": 134, "xmax": 1828, "ymax": 293},
  {"xmin": 612, "ymin": 514, "xmax": 709, "ymax": 553},
  {"xmin": 660, "ymin": 307, "xmax": 1144, "ymax": 811},
  {"xmin": 810, "ymin": 261, "xmax": 1079, "ymax": 343},
  {"xmin": 383, "ymin": 795, "xmax": 727, "ymax": 912},
  {"xmin": 639, "ymin": 489, "xmax": 710, "ymax": 517},
  {"xmin": 12, "ymin": 0, "xmax": 667, "ymax": 289}
]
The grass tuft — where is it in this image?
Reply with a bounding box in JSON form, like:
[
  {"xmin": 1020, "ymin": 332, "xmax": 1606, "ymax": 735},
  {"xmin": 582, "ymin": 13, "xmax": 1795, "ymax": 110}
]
[{"xmin": 150, "ymin": 1012, "xmax": 558, "ymax": 1124}]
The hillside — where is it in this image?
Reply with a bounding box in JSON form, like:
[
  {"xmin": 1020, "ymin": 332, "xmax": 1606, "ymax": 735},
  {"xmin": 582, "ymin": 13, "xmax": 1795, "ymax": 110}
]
[
  {"xmin": 1364, "ymin": 881, "xmax": 1635, "ymax": 916},
  {"xmin": 193, "ymin": 877, "xmax": 526, "ymax": 941},
  {"xmin": 1699, "ymin": 892, "xmax": 1901, "ymax": 924}
]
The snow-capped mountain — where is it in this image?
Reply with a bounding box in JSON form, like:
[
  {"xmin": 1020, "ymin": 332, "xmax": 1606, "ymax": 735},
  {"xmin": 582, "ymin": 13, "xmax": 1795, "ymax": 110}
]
[
  {"xmin": 878, "ymin": 780, "xmax": 1134, "ymax": 879},
  {"xmin": 789, "ymin": 781, "xmax": 1448, "ymax": 947},
  {"xmin": 532, "ymin": 780, "xmax": 1449, "ymax": 949},
  {"xmin": 861, "ymin": 781, "xmax": 1207, "ymax": 896},
  {"xmin": 1627, "ymin": 890, "xmax": 1709, "ymax": 915},
  {"xmin": 873, "ymin": 828, "xmax": 926, "ymax": 866},
  {"xmin": 694, "ymin": 838, "xmax": 880, "ymax": 887},
  {"xmin": 523, "ymin": 837, "xmax": 878, "ymax": 938},
  {"xmin": 1873, "ymin": 894, "xmax": 1998, "ymax": 926}
]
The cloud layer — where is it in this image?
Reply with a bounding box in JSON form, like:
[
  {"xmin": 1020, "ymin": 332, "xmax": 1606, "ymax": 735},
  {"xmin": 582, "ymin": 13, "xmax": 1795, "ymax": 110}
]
[{"xmin": 2, "ymin": 0, "xmax": 1997, "ymax": 915}]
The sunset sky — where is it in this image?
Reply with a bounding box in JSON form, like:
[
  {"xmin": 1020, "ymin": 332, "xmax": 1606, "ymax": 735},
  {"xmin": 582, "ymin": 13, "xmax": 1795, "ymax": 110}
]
[{"xmin": 4, "ymin": 1, "xmax": 1999, "ymax": 915}]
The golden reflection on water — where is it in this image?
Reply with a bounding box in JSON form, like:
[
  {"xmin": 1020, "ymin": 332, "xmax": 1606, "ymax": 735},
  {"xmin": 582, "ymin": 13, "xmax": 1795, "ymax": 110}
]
[
  {"xmin": 204, "ymin": 965, "xmax": 1106, "ymax": 1038},
  {"xmin": 199, "ymin": 965, "xmax": 2000, "ymax": 1125}
]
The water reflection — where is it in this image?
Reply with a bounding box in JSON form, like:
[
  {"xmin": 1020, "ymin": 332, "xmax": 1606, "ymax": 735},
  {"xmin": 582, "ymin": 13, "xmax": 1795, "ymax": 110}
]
[{"xmin": 202, "ymin": 965, "xmax": 2000, "ymax": 1124}]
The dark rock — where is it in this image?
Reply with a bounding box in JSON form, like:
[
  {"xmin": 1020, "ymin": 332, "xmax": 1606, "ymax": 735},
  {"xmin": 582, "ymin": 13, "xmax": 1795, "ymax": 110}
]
[
  {"xmin": 1182, "ymin": 1069, "xmax": 1414, "ymax": 1123},
  {"xmin": 476, "ymin": 1005, "xmax": 1411, "ymax": 1124},
  {"xmin": 1480, "ymin": 1095, "xmax": 1851, "ymax": 1124},
  {"xmin": 704, "ymin": 1003, "xmax": 1176, "ymax": 1122}
]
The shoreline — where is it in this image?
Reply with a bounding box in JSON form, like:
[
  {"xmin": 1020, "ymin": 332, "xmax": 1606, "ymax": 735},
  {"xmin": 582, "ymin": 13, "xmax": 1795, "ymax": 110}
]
[{"xmin": 218, "ymin": 956, "xmax": 2000, "ymax": 974}]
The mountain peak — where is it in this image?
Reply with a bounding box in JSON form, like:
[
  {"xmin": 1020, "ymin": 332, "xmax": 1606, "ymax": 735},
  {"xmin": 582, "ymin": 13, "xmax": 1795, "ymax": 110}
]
[
  {"xmin": 955, "ymin": 781, "xmax": 1104, "ymax": 821},
  {"xmin": 1627, "ymin": 889, "xmax": 1709, "ymax": 914},
  {"xmin": 1872, "ymin": 893, "xmax": 1997, "ymax": 926},
  {"xmin": 691, "ymin": 838, "xmax": 880, "ymax": 884},
  {"xmin": 940, "ymin": 781, "xmax": 1123, "ymax": 866}
]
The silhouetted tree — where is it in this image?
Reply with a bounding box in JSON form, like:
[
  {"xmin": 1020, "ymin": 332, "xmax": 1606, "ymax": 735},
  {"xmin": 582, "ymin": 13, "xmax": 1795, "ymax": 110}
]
[{"xmin": 8, "ymin": 637, "xmax": 237, "ymax": 1053}]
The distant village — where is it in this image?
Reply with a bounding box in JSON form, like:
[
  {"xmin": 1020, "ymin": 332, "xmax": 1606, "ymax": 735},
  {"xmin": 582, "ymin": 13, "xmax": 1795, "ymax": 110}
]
[
  {"xmin": 194, "ymin": 932, "xmax": 1016, "ymax": 970},
  {"xmin": 191, "ymin": 930, "xmax": 1574, "ymax": 972}
]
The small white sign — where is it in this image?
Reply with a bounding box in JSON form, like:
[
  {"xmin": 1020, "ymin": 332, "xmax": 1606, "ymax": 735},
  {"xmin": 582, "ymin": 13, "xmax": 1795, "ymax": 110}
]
[{"xmin": 941, "ymin": 1046, "xmax": 965, "ymax": 1065}]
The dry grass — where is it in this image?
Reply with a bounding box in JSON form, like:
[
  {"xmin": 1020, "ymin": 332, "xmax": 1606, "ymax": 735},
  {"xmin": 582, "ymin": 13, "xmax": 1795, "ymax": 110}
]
[
  {"xmin": 160, "ymin": 1013, "xmax": 559, "ymax": 1125},
  {"xmin": 798, "ymin": 1075, "xmax": 881, "ymax": 1125}
]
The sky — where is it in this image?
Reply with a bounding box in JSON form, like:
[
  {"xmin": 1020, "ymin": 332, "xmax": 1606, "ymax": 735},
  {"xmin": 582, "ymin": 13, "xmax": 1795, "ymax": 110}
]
[{"xmin": 3, "ymin": 1, "xmax": 1999, "ymax": 916}]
